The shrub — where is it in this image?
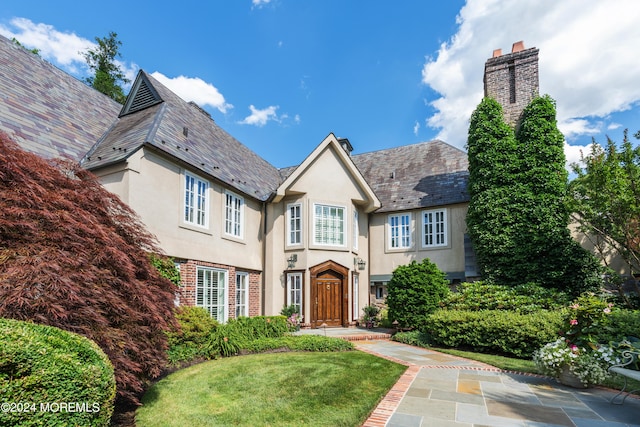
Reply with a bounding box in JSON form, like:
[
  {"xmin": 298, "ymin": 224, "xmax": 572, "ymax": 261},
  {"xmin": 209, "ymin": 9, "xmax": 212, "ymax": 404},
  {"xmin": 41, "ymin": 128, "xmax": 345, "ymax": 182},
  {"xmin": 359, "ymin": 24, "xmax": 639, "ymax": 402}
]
[
  {"xmin": 424, "ymin": 309, "xmax": 563, "ymax": 358},
  {"xmin": 392, "ymin": 330, "xmax": 432, "ymax": 348},
  {"xmin": 386, "ymin": 259, "xmax": 450, "ymax": 329},
  {"xmin": 598, "ymin": 309, "xmax": 640, "ymax": 342},
  {"xmin": 0, "ymin": 318, "xmax": 116, "ymax": 427},
  {"xmin": 166, "ymin": 307, "xmax": 219, "ymax": 366},
  {"xmin": 0, "ymin": 136, "xmax": 177, "ymax": 405},
  {"xmin": 442, "ymin": 281, "xmax": 570, "ymax": 313},
  {"xmin": 242, "ymin": 335, "xmax": 354, "ymax": 353}
]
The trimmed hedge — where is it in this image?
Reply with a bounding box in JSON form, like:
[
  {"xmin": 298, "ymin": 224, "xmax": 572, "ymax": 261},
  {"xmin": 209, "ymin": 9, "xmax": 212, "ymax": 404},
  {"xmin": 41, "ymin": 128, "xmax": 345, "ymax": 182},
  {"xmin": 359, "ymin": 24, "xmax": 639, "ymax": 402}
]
[
  {"xmin": 596, "ymin": 309, "xmax": 640, "ymax": 342},
  {"xmin": 0, "ymin": 318, "xmax": 116, "ymax": 427},
  {"xmin": 242, "ymin": 335, "xmax": 354, "ymax": 353},
  {"xmin": 423, "ymin": 309, "xmax": 564, "ymax": 358}
]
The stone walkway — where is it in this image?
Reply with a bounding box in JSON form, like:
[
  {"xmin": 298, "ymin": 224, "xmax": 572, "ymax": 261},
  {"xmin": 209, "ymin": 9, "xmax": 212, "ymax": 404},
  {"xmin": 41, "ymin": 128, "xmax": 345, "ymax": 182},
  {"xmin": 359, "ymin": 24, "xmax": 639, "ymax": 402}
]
[{"xmin": 299, "ymin": 328, "xmax": 640, "ymax": 427}]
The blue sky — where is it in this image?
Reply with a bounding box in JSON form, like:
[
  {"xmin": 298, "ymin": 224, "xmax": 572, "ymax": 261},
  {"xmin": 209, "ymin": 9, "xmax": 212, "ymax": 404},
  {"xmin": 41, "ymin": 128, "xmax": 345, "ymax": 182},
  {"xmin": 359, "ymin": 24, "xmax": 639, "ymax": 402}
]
[{"xmin": 1, "ymin": 0, "xmax": 639, "ymax": 169}]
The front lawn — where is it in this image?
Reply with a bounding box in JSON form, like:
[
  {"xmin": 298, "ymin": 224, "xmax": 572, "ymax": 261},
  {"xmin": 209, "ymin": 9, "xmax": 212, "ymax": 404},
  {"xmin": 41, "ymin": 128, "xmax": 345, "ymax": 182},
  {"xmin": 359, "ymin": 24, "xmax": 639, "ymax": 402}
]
[{"xmin": 135, "ymin": 351, "xmax": 406, "ymax": 427}]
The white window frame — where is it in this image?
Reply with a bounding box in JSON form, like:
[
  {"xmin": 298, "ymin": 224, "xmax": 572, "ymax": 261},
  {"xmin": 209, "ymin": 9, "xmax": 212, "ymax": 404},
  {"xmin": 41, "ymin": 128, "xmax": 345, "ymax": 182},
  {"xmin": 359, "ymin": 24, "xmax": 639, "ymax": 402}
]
[
  {"xmin": 313, "ymin": 203, "xmax": 346, "ymax": 247},
  {"xmin": 388, "ymin": 213, "xmax": 412, "ymax": 249},
  {"xmin": 235, "ymin": 272, "xmax": 249, "ymax": 318},
  {"xmin": 352, "ymin": 274, "xmax": 359, "ymax": 321},
  {"xmin": 286, "ymin": 203, "xmax": 302, "ymax": 246},
  {"xmin": 286, "ymin": 272, "xmax": 303, "ymax": 316},
  {"xmin": 184, "ymin": 172, "xmax": 209, "ymax": 228},
  {"xmin": 353, "ymin": 209, "xmax": 359, "ymax": 251},
  {"xmin": 196, "ymin": 267, "xmax": 228, "ymax": 322},
  {"xmin": 422, "ymin": 208, "xmax": 448, "ymax": 248},
  {"xmin": 224, "ymin": 191, "xmax": 244, "ymax": 239}
]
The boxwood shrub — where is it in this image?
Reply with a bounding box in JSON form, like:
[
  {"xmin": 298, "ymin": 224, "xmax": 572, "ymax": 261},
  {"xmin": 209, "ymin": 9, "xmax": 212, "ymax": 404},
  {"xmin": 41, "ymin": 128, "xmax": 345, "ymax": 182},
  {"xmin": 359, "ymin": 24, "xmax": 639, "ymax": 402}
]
[
  {"xmin": 423, "ymin": 309, "xmax": 564, "ymax": 358},
  {"xmin": 242, "ymin": 335, "xmax": 354, "ymax": 353},
  {"xmin": 0, "ymin": 318, "xmax": 116, "ymax": 427}
]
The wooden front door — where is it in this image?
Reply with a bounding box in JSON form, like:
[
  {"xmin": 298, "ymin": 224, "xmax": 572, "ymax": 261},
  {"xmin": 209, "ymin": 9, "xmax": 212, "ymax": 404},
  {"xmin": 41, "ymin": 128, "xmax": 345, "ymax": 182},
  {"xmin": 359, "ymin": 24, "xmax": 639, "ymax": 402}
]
[{"xmin": 310, "ymin": 261, "xmax": 348, "ymax": 328}]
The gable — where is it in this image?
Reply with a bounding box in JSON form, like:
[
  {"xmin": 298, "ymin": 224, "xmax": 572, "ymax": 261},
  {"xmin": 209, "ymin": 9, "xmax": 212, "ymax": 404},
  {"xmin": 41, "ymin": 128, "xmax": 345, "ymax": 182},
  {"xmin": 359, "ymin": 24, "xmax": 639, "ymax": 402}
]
[{"xmin": 273, "ymin": 133, "xmax": 380, "ymax": 212}]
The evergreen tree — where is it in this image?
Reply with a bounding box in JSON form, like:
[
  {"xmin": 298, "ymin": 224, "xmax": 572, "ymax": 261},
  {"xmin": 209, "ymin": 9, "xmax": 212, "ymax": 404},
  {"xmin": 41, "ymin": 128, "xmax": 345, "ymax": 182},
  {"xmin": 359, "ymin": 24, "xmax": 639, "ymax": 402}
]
[{"xmin": 82, "ymin": 32, "xmax": 130, "ymax": 104}]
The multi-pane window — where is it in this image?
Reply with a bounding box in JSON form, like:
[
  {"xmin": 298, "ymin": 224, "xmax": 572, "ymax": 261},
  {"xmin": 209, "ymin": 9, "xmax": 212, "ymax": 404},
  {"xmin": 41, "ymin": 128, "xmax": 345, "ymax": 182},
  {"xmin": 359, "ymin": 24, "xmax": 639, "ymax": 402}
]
[
  {"xmin": 287, "ymin": 203, "xmax": 302, "ymax": 245},
  {"xmin": 313, "ymin": 204, "xmax": 345, "ymax": 246},
  {"xmin": 286, "ymin": 272, "xmax": 303, "ymax": 315},
  {"xmin": 225, "ymin": 191, "xmax": 244, "ymax": 238},
  {"xmin": 235, "ymin": 272, "xmax": 248, "ymax": 318},
  {"xmin": 423, "ymin": 209, "xmax": 447, "ymax": 247},
  {"xmin": 196, "ymin": 267, "xmax": 228, "ymax": 321},
  {"xmin": 389, "ymin": 214, "xmax": 411, "ymax": 249},
  {"xmin": 184, "ymin": 172, "xmax": 208, "ymax": 227}
]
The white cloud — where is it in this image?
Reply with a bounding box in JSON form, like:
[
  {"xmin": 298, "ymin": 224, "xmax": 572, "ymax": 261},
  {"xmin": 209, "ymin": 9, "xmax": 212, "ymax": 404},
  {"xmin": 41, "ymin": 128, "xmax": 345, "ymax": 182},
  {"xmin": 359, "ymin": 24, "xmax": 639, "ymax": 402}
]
[
  {"xmin": 0, "ymin": 17, "xmax": 138, "ymax": 87},
  {"xmin": 252, "ymin": 0, "xmax": 272, "ymax": 9},
  {"xmin": 421, "ymin": 0, "xmax": 640, "ymax": 161},
  {"xmin": 0, "ymin": 17, "xmax": 93, "ymax": 74},
  {"xmin": 413, "ymin": 120, "xmax": 420, "ymax": 136},
  {"xmin": 239, "ymin": 105, "xmax": 279, "ymax": 127},
  {"xmin": 151, "ymin": 72, "xmax": 233, "ymax": 114}
]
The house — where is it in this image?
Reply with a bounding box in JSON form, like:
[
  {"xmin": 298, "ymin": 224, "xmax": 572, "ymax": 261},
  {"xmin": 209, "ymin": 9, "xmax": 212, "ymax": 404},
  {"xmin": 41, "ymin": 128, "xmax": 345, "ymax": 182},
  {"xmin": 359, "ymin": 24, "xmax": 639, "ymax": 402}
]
[{"xmin": 1, "ymin": 35, "xmax": 552, "ymax": 327}]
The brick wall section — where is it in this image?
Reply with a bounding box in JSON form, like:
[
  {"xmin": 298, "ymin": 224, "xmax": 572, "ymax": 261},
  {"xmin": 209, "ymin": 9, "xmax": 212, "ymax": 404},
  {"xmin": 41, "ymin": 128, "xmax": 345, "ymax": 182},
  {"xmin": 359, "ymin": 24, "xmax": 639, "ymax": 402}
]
[
  {"xmin": 175, "ymin": 259, "xmax": 261, "ymax": 319},
  {"xmin": 483, "ymin": 45, "xmax": 539, "ymax": 127}
]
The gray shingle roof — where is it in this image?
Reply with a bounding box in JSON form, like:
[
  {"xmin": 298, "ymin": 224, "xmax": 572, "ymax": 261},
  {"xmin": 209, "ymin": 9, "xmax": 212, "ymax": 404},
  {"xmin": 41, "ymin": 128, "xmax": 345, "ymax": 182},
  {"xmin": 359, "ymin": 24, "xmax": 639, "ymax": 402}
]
[
  {"xmin": 0, "ymin": 35, "xmax": 122, "ymax": 161},
  {"xmin": 352, "ymin": 140, "xmax": 469, "ymax": 213},
  {"xmin": 83, "ymin": 71, "xmax": 282, "ymax": 201}
]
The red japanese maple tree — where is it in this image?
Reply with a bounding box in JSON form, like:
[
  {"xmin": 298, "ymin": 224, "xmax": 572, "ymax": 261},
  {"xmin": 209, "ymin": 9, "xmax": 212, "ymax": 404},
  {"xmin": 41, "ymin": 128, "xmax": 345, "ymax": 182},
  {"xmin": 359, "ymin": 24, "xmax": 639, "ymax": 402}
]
[{"xmin": 0, "ymin": 133, "xmax": 177, "ymax": 405}]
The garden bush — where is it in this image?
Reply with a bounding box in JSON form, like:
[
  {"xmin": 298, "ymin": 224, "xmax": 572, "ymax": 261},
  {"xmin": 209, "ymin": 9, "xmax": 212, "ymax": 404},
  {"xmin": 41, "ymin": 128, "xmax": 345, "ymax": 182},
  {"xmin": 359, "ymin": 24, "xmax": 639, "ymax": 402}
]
[
  {"xmin": 0, "ymin": 318, "xmax": 116, "ymax": 427},
  {"xmin": 391, "ymin": 330, "xmax": 432, "ymax": 348},
  {"xmin": 595, "ymin": 308, "xmax": 640, "ymax": 343},
  {"xmin": 168, "ymin": 313, "xmax": 290, "ymax": 363},
  {"xmin": 424, "ymin": 309, "xmax": 564, "ymax": 358},
  {"xmin": 442, "ymin": 281, "xmax": 570, "ymax": 313},
  {"xmin": 242, "ymin": 335, "xmax": 354, "ymax": 353},
  {"xmin": 166, "ymin": 307, "xmax": 219, "ymax": 366},
  {"xmin": 386, "ymin": 259, "xmax": 450, "ymax": 329}
]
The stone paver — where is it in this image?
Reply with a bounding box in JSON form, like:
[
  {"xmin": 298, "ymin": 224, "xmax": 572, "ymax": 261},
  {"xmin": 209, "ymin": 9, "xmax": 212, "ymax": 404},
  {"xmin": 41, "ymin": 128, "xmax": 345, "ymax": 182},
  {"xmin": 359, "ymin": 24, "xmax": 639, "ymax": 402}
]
[{"xmin": 299, "ymin": 328, "xmax": 640, "ymax": 427}]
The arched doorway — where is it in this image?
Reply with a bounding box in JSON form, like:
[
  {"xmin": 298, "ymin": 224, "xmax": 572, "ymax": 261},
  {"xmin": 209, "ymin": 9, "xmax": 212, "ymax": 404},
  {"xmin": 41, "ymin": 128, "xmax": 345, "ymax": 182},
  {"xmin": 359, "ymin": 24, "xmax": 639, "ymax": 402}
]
[{"xmin": 309, "ymin": 260, "xmax": 349, "ymax": 328}]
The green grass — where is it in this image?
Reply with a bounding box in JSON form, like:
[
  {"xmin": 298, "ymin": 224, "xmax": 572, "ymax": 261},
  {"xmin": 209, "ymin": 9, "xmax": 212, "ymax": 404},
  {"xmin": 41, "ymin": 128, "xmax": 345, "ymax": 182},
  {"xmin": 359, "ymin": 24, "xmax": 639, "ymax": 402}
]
[{"xmin": 135, "ymin": 351, "xmax": 406, "ymax": 427}]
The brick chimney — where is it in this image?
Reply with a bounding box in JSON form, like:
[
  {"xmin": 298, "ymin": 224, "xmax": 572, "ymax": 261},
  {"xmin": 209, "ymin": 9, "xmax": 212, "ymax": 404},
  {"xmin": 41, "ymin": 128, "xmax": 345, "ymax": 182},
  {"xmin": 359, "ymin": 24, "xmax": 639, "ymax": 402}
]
[{"xmin": 483, "ymin": 41, "xmax": 539, "ymax": 127}]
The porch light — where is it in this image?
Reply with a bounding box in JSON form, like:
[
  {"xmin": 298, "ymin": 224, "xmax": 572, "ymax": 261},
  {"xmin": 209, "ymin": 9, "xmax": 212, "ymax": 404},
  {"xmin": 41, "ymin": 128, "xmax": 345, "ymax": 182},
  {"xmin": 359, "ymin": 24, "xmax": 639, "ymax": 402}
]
[
  {"xmin": 356, "ymin": 257, "xmax": 366, "ymax": 270},
  {"xmin": 287, "ymin": 254, "xmax": 298, "ymax": 269}
]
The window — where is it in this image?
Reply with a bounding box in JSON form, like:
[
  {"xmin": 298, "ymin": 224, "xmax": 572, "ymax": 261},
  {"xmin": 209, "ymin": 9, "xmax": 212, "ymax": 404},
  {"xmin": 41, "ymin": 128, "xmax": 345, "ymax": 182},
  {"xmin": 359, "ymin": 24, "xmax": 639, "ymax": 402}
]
[
  {"xmin": 353, "ymin": 209, "xmax": 359, "ymax": 250},
  {"xmin": 196, "ymin": 267, "xmax": 228, "ymax": 321},
  {"xmin": 235, "ymin": 272, "xmax": 248, "ymax": 318},
  {"xmin": 286, "ymin": 272, "xmax": 303, "ymax": 316},
  {"xmin": 184, "ymin": 172, "xmax": 208, "ymax": 227},
  {"xmin": 352, "ymin": 274, "xmax": 359, "ymax": 321},
  {"xmin": 389, "ymin": 214, "xmax": 411, "ymax": 249},
  {"xmin": 423, "ymin": 209, "xmax": 447, "ymax": 247},
  {"xmin": 313, "ymin": 204, "xmax": 345, "ymax": 246},
  {"xmin": 225, "ymin": 191, "xmax": 244, "ymax": 238},
  {"xmin": 287, "ymin": 203, "xmax": 302, "ymax": 245}
]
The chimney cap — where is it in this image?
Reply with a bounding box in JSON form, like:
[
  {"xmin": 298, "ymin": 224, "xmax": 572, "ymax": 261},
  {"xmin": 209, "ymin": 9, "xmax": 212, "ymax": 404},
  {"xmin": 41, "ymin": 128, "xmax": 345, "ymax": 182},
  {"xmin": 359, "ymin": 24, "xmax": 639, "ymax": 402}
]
[
  {"xmin": 492, "ymin": 48, "xmax": 502, "ymax": 58},
  {"xmin": 511, "ymin": 41, "xmax": 525, "ymax": 53}
]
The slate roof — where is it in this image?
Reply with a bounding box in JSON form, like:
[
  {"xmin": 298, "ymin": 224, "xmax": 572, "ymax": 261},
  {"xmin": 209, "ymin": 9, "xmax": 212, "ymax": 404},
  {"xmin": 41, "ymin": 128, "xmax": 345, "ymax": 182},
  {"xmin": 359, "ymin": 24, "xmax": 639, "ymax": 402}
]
[
  {"xmin": 0, "ymin": 35, "xmax": 122, "ymax": 161},
  {"xmin": 351, "ymin": 140, "xmax": 469, "ymax": 213},
  {"xmin": 82, "ymin": 71, "xmax": 282, "ymax": 201}
]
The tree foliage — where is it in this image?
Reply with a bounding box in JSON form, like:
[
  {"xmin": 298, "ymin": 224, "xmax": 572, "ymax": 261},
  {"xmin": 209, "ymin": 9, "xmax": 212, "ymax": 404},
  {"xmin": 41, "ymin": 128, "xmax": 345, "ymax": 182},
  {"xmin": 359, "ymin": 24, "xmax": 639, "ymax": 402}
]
[
  {"xmin": 82, "ymin": 31, "xmax": 130, "ymax": 104},
  {"xmin": 0, "ymin": 133, "xmax": 177, "ymax": 405},
  {"xmin": 569, "ymin": 130, "xmax": 640, "ymax": 295},
  {"xmin": 386, "ymin": 259, "xmax": 450, "ymax": 329},
  {"xmin": 467, "ymin": 95, "xmax": 601, "ymax": 294}
]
